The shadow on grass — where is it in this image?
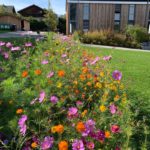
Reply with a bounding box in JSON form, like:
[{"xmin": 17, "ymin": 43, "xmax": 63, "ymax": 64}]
[{"xmin": 127, "ymin": 90, "xmax": 150, "ymax": 149}]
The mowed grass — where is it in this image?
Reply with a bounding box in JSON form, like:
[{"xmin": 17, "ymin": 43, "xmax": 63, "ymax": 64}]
[{"xmin": 82, "ymin": 45, "xmax": 150, "ymax": 99}]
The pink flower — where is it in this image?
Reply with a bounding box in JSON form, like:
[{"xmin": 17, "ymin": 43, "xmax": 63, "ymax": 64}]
[
  {"xmin": 50, "ymin": 95, "xmax": 58, "ymax": 104},
  {"xmin": 61, "ymin": 54, "xmax": 67, "ymax": 58},
  {"xmin": 86, "ymin": 141, "xmax": 94, "ymax": 150},
  {"xmin": 11, "ymin": 46, "xmax": 21, "ymax": 51},
  {"xmin": 76, "ymin": 101, "xmax": 83, "ymax": 107},
  {"xmin": 25, "ymin": 42, "xmax": 32, "ymax": 47},
  {"xmin": 112, "ymin": 70, "xmax": 122, "ymax": 81},
  {"xmin": 30, "ymin": 98, "xmax": 38, "ymax": 105},
  {"xmin": 41, "ymin": 136, "xmax": 54, "ymax": 150},
  {"xmin": 18, "ymin": 115, "xmax": 28, "ymax": 136},
  {"xmin": 67, "ymin": 107, "xmax": 78, "ymax": 119},
  {"xmin": 103, "ymin": 56, "xmax": 112, "ymax": 61},
  {"xmin": 41, "ymin": 60, "xmax": 49, "ymax": 65},
  {"xmin": 111, "ymin": 125, "xmax": 120, "ymax": 133},
  {"xmin": 2, "ymin": 52, "xmax": 9, "ymax": 59},
  {"xmin": 6, "ymin": 42, "xmax": 12, "ymax": 48},
  {"xmin": 39, "ymin": 91, "xmax": 45, "ymax": 103},
  {"xmin": 72, "ymin": 139, "xmax": 85, "ymax": 150},
  {"xmin": 0, "ymin": 41, "xmax": 5, "ymax": 46},
  {"xmin": 110, "ymin": 104, "xmax": 117, "ymax": 114},
  {"xmin": 47, "ymin": 71, "xmax": 54, "ymax": 78},
  {"xmin": 90, "ymin": 57, "xmax": 100, "ymax": 65}
]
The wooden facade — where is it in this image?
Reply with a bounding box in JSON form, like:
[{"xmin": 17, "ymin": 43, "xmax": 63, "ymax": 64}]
[
  {"xmin": 0, "ymin": 14, "xmax": 30, "ymax": 31},
  {"xmin": 66, "ymin": 0, "xmax": 150, "ymax": 34}
]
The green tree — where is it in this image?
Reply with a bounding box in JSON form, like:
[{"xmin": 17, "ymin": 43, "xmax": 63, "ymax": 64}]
[{"xmin": 44, "ymin": 0, "xmax": 58, "ymax": 31}]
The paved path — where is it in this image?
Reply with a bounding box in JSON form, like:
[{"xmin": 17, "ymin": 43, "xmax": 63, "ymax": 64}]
[
  {"xmin": 83, "ymin": 44, "xmax": 150, "ymax": 52},
  {"xmin": 0, "ymin": 31, "xmax": 46, "ymax": 38}
]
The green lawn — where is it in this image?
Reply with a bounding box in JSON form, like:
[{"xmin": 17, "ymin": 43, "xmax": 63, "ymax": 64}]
[{"xmin": 83, "ymin": 45, "xmax": 150, "ymax": 98}]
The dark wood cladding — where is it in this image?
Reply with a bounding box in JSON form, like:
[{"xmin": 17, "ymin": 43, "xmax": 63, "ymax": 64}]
[{"xmin": 66, "ymin": 2, "xmax": 150, "ymax": 34}]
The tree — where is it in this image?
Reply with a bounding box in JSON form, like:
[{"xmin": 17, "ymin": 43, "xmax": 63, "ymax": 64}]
[
  {"xmin": 57, "ymin": 15, "xmax": 66, "ymax": 34},
  {"xmin": 44, "ymin": 0, "xmax": 58, "ymax": 31}
]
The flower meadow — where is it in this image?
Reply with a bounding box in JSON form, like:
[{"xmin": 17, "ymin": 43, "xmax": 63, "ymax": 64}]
[{"xmin": 0, "ymin": 35, "xmax": 132, "ymax": 150}]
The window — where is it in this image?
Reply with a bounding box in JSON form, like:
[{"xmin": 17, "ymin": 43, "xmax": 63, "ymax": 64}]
[
  {"xmin": 70, "ymin": 3, "xmax": 77, "ymax": 33},
  {"xmin": 128, "ymin": 4, "xmax": 135, "ymax": 25},
  {"xmin": 83, "ymin": 4, "xmax": 90, "ymax": 31},
  {"xmin": 114, "ymin": 4, "xmax": 121, "ymax": 31}
]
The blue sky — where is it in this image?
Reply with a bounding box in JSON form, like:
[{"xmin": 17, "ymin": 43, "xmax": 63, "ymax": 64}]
[{"xmin": 0, "ymin": 0, "xmax": 66, "ymax": 15}]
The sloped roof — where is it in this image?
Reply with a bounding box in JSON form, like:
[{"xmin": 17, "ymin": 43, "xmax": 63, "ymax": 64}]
[{"xmin": 0, "ymin": 5, "xmax": 16, "ymax": 14}]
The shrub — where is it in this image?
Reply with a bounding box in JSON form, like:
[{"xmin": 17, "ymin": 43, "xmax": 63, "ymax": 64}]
[
  {"xmin": 0, "ymin": 35, "xmax": 132, "ymax": 149},
  {"xmin": 79, "ymin": 30, "xmax": 141, "ymax": 48},
  {"xmin": 125, "ymin": 25, "xmax": 149, "ymax": 43}
]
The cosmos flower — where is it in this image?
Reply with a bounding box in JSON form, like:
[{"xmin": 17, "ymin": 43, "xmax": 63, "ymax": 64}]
[
  {"xmin": 39, "ymin": 91, "xmax": 45, "ymax": 103},
  {"xmin": 110, "ymin": 104, "xmax": 117, "ymax": 114},
  {"xmin": 50, "ymin": 95, "xmax": 58, "ymax": 104},
  {"xmin": 72, "ymin": 139, "xmax": 85, "ymax": 150},
  {"xmin": 90, "ymin": 57, "xmax": 100, "ymax": 65},
  {"xmin": 18, "ymin": 115, "xmax": 28, "ymax": 136},
  {"xmin": 67, "ymin": 107, "xmax": 78, "ymax": 119},
  {"xmin": 0, "ymin": 41, "xmax": 5, "ymax": 46},
  {"xmin": 41, "ymin": 60, "xmax": 49, "ymax": 65},
  {"xmin": 61, "ymin": 54, "xmax": 67, "ymax": 58},
  {"xmin": 86, "ymin": 141, "xmax": 94, "ymax": 150},
  {"xmin": 11, "ymin": 46, "xmax": 21, "ymax": 51},
  {"xmin": 112, "ymin": 70, "xmax": 122, "ymax": 81},
  {"xmin": 111, "ymin": 125, "xmax": 120, "ymax": 133},
  {"xmin": 6, "ymin": 42, "xmax": 12, "ymax": 48},
  {"xmin": 47, "ymin": 71, "xmax": 54, "ymax": 78},
  {"xmin": 41, "ymin": 136, "xmax": 54, "ymax": 150},
  {"xmin": 103, "ymin": 56, "xmax": 112, "ymax": 61},
  {"xmin": 2, "ymin": 52, "xmax": 9, "ymax": 59},
  {"xmin": 25, "ymin": 42, "xmax": 32, "ymax": 47}
]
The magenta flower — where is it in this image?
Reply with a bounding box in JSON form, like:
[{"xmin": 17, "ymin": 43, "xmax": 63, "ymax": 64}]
[
  {"xmin": 50, "ymin": 95, "xmax": 58, "ymax": 104},
  {"xmin": 111, "ymin": 125, "xmax": 120, "ymax": 133},
  {"xmin": 67, "ymin": 107, "xmax": 78, "ymax": 119},
  {"xmin": 39, "ymin": 91, "xmax": 45, "ymax": 103},
  {"xmin": 110, "ymin": 104, "xmax": 117, "ymax": 114},
  {"xmin": 103, "ymin": 55, "xmax": 112, "ymax": 61},
  {"xmin": 41, "ymin": 60, "xmax": 49, "ymax": 65},
  {"xmin": 41, "ymin": 136, "xmax": 54, "ymax": 150},
  {"xmin": 0, "ymin": 41, "xmax": 5, "ymax": 46},
  {"xmin": 86, "ymin": 141, "xmax": 94, "ymax": 150},
  {"xmin": 11, "ymin": 46, "xmax": 21, "ymax": 51},
  {"xmin": 76, "ymin": 101, "xmax": 83, "ymax": 107},
  {"xmin": 6, "ymin": 42, "xmax": 12, "ymax": 48},
  {"xmin": 47, "ymin": 71, "xmax": 54, "ymax": 78},
  {"xmin": 90, "ymin": 57, "xmax": 100, "ymax": 65},
  {"xmin": 18, "ymin": 115, "xmax": 28, "ymax": 136},
  {"xmin": 112, "ymin": 70, "xmax": 122, "ymax": 80},
  {"xmin": 72, "ymin": 139, "xmax": 85, "ymax": 150},
  {"xmin": 115, "ymin": 146, "xmax": 121, "ymax": 150},
  {"xmin": 25, "ymin": 42, "xmax": 32, "ymax": 47}
]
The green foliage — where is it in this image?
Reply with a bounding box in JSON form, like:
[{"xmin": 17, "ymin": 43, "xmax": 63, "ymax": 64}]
[
  {"xmin": 44, "ymin": 9, "xmax": 58, "ymax": 31},
  {"xmin": 57, "ymin": 16, "xmax": 66, "ymax": 34},
  {"xmin": 125, "ymin": 25, "xmax": 149, "ymax": 43},
  {"xmin": 79, "ymin": 30, "xmax": 141, "ymax": 48},
  {"xmin": 30, "ymin": 19, "xmax": 47, "ymax": 31}
]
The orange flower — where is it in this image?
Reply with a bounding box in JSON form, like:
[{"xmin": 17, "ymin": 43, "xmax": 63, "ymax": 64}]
[
  {"xmin": 58, "ymin": 141, "xmax": 68, "ymax": 150},
  {"xmin": 114, "ymin": 95, "xmax": 120, "ymax": 101},
  {"xmin": 51, "ymin": 124, "xmax": 64, "ymax": 134},
  {"xmin": 105, "ymin": 131, "xmax": 111, "ymax": 138},
  {"xmin": 79, "ymin": 74, "xmax": 85, "ymax": 81},
  {"xmin": 58, "ymin": 70, "xmax": 65, "ymax": 77},
  {"xmin": 35, "ymin": 69, "xmax": 42, "ymax": 75},
  {"xmin": 82, "ymin": 67, "xmax": 88, "ymax": 74},
  {"xmin": 76, "ymin": 122, "xmax": 85, "ymax": 133},
  {"xmin": 22, "ymin": 71, "xmax": 28, "ymax": 78},
  {"xmin": 16, "ymin": 108, "xmax": 23, "ymax": 114},
  {"xmin": 87, "ymin": 82, "xmax": 92, "ymax": 86},
  {"xmin": 31, "ymin": 142, "xmax": 38, "ymax": 149}
]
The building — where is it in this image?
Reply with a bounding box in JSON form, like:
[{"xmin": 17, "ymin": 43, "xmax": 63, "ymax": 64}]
[
  {"xmin": 0, "ymin": 5, "xmax": 30, "ymax": 31},
  {"xmin": 18, "ymin": 4, "xmax": 45, "ymax": 21},
  {"xmin": 66, "ymin": 0, "xmax": 150, "ymax": 34}
]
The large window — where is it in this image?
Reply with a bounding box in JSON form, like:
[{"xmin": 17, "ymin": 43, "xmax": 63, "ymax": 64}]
[
  {"xmin": 83, "ymin": 4, "xmax": 90, "ymax": 31},
  {"xmin": 128, "ymin": 4, "xmax": 135, "ymax": 25},
  {"xmin": 70, "ymin": 3, "xmax": 77, "ymax": 33},
  {"xmin": 114, "ymin": 4, "xmax": 121, "ymax": 31}
]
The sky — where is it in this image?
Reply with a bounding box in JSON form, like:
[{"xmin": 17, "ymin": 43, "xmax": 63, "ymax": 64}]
[{"xmin": 0, "ymin": 0, "xmax": 66, "ymax": 15}]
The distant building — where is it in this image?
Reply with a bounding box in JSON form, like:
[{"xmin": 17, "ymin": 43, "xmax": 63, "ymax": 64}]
[
  {"xmin": 0, "ymin": 5, "xmax": 30, "ymax": 31},
  {"xmin": 18, "ymin": 4, "xmax": 45, "ymax": 21},
  {"xmin": 66, "ymin": 0, "xmax": 150, "ymax": 34}
]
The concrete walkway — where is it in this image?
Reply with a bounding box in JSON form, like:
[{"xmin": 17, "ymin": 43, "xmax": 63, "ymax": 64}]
[
  {"xmin": 83, "ymin": 44, "xmax": 150, "ymax": 52},
  {"xmin": 0, "ymin": 31, "xmax": 46, "ymax": 38}
]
